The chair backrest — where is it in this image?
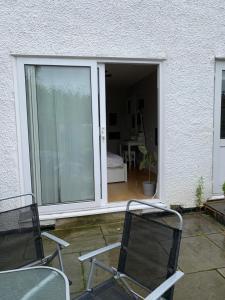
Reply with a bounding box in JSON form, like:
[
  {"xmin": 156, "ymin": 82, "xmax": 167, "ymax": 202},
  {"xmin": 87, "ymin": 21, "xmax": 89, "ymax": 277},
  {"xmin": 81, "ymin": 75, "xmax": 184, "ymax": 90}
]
[
  {"xmin": 118, "ymin": 209, "xmax": 182, "ymax": 300},
  {"xmin": 0, "ymin": 203, "xmax": 44, "ymax": 271}
]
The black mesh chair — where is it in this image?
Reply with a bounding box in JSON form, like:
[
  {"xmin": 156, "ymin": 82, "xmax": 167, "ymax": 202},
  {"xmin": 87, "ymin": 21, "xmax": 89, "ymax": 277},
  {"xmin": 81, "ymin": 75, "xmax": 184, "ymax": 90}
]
[
  {"xmin": 74, "ymin": 200, "xmax": 184, "ymax": 300},
  {"xmin": 0, "ymin": 194, "xmax": 69, "ymax": 272}
]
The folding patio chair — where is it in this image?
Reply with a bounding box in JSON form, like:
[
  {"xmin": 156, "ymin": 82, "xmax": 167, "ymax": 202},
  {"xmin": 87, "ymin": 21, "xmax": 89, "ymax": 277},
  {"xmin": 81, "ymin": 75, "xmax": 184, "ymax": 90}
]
[
  {"xmin": 74, "ymin": 200, "xmax": 184, "ymax": 300},
  {"xmin": 0, "ymin": 194, "xmax": 69, "ymax": 273}
]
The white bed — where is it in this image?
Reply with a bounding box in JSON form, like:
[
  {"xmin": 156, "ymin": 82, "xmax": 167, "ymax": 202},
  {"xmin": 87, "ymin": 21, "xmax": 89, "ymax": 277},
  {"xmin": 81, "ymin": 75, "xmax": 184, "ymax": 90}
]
[{"xmin": 107, "ymin": 152, "xmax": 127, "ymax": 183}]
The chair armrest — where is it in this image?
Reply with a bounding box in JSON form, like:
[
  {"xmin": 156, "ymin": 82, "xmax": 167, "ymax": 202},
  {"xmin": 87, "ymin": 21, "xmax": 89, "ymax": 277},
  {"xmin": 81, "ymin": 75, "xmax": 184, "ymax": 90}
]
[
  {"xmin": 41, "ymin": 232, "xmax": 70, "ymax": 248},
  {"xmin": 144, "ymin": 270, "xmax": 184, "ymax": 300},
  {"xmin": 79, "ymin": 242, "xmax": 121, "ymax": 262}
]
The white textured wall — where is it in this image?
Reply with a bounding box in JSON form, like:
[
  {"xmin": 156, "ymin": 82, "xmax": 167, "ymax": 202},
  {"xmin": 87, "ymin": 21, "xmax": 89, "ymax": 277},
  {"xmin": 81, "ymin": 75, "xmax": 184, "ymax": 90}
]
[{"xmin": 1, "ymin": 0, "xmax": 225, "ymax": 207}]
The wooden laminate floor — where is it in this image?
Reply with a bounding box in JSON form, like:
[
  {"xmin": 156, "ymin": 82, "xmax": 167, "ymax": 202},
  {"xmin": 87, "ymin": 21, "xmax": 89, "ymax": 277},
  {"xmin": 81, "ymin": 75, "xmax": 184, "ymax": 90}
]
[{"xmin": 108, "ymin": 169, "xmax": 156, "ymax": 202}]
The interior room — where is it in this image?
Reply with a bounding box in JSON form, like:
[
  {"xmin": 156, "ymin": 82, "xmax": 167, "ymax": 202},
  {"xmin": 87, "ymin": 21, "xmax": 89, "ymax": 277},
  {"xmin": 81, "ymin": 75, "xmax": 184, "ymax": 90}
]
[{"xmin": 105, "ymin": 63, "xmax": 158, "ymax": 202}]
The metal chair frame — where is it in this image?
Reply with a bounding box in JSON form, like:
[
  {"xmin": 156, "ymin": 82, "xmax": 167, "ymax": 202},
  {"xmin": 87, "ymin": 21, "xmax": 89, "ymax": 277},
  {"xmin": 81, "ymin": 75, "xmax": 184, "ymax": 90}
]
[
  {"xmin": 0, "ymin": 193, "xmax": 69, "ymax": 272},
  {"xmin": 77, "ymin": 200, "xmax": 184, "ymax": 300}
]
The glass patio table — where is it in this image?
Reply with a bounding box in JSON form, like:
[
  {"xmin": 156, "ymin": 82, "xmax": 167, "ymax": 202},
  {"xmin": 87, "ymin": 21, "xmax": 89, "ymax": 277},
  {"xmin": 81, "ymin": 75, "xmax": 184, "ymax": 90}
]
[{"xmin": 0, "ymin": 266, "xmax": 70, "ymax": 300}]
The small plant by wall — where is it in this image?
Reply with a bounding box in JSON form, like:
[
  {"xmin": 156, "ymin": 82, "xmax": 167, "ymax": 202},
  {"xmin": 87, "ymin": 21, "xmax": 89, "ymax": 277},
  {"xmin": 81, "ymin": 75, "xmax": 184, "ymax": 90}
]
[
  {"xmin": 195, "ymin": 177, "xmax": 204, "ymax": 209},
  {"xmin": 138, "ymin": 145, "xmax": 156, "ymax": 183},
  {"xmin": 222, "ymin": 182, "xmax": 225, "ymax": 197}
]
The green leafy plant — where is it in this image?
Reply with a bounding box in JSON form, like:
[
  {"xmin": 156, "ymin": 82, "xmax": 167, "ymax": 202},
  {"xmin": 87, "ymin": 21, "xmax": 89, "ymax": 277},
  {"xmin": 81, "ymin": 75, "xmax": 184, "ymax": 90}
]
[
  {"xmin": 195, "ymin": 177, "xmax": 204, "ymax": 208},
  {"xmin": 138, "ymin": 145, "xmax": 156, "ymax": 183},
  {"xmin": 222, "ymin": 182, "xmax": 225, "ymax": 195}
]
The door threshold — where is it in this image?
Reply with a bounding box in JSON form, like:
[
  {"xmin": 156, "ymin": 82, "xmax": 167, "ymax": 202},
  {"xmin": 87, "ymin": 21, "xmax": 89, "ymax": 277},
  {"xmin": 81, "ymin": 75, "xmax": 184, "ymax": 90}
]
[
  {"xmin": 39, "ymin": 198, "xmax": 165, "ymax": 221},
  {"xmin": 208, "ymin": 195, "xmax": 224, "ymax": 201}
]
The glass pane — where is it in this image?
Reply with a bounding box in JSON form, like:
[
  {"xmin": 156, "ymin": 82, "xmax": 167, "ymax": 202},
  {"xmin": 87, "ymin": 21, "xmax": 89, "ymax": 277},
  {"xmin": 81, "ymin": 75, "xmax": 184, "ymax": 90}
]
[
  {"xmin": 25, "ymin": 65, "xmax": 95, "ymax": 205},
  {"xmin": 0, "ymin": 268, "xmax": 68, "ymax": 300},
  {"xmin": 221, "ymin": 71, "xmax": 225, "ymax": 139}
]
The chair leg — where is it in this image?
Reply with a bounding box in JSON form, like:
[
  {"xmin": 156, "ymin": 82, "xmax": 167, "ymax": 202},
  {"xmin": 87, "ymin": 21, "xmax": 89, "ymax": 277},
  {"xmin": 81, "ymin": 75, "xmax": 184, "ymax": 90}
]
[
  {"xmin": 57, "ymin": 244, "xmax": 64, "ymax": 272},
  {"xmin": 86, "ymin": 259, "xmax": 96, "ymax": 291},
  {"xmin": 57, "ymin": 244, "xmax": 72, "ymax": 285}
]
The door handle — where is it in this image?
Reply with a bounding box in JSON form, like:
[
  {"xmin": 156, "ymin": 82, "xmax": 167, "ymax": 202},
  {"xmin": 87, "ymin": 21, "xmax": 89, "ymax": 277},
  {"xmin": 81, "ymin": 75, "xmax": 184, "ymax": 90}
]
[{"xmin": 101, "ymin": 127, "xmax": 106, "ymax": 141}]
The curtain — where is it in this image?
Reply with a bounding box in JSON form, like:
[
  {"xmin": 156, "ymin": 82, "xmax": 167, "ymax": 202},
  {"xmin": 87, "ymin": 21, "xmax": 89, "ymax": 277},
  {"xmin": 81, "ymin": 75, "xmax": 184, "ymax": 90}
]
[{"xmin": 25, "ymin": 65, "xmax": 95, "ymax": 205}]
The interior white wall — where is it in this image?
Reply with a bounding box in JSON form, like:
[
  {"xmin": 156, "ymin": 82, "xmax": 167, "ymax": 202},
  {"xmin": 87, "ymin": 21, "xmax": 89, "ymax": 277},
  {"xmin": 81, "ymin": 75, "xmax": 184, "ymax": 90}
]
[
  {"xmin": 106, "ymin": 68, "xmax": 157, "ymax": 158},
  {"xmin": 0, "ymin": 1, "xmax": 223, "ymax": 207},
  {"xmin": 106, "ymin": 86, "xmax": 127, "ymax": 154},
  {"xmin": 129, "ymin": 71, "xmax": 158, "ymax": 154}
]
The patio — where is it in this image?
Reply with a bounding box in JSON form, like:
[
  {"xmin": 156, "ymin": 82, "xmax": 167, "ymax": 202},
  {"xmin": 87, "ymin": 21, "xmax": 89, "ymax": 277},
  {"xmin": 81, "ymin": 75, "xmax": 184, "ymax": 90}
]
[{"xmin": 43, "ymin": 211, "xmax": 225, "ymax": 299}]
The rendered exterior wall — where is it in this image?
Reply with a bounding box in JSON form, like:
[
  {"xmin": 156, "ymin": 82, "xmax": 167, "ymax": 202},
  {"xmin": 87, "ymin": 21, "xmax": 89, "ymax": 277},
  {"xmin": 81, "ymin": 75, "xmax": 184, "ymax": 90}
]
[{"xmin": 0, "ymin": 0, "xmax": 224, "ymax": 207}]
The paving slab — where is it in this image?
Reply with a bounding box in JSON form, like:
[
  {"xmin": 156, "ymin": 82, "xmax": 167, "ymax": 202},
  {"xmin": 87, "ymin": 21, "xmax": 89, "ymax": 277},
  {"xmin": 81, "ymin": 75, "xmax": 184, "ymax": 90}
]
[
  {"xmin": 56, "ymin": 213, "xmax": 124, "ymax": 229},
  {"xmin": 42, "ymin": 236, "xmax": 59, "ymax": 256},
  {"xmin": 52, "ymin": 226, "xmax": 102, "ymax": 240},
  {"xmin": 104, "ymin": 234, "xmax": 122, "ymax": 245},
  {"xmin": 206, "ymin": 232, "xmax": 225, "ymax": 250},
  {"xmin": 42, "ymin": 232, "xmax": 106, "ymax": 254},
  {"xmin": 201, "ymin": 213, "xmax": 225, "ymax": 231},
  {"xmin": 217, "ymin": 268, "xmax": 225, "ymax": 278},
  {"xmin": 51, "ymin": 253, "xmax": 84, "ymax": 294},
  {"xmin": 179, "ymin": 235, "xmax": 225, "ymax": 273},
  {"xmin": 82, "ymin": 248, "xmax": 120, "ymax": 287},
  {"xmin": 100, "ymin": 222, "xmax": 124, "ymax": 236},
  {"xmin": 62, "ymin": 236, "xmax": 106, "ymax": 253},
  {"xmin": 164, "ymin": 213, "xmax": 224, "ymax": 237},
  {"xmin": 174, "ymin": 270, "xmax": 225, "ymax": 300},
  {"xmin": 71, "ymin": 292, "xmax": 82, "ymax": 299}
]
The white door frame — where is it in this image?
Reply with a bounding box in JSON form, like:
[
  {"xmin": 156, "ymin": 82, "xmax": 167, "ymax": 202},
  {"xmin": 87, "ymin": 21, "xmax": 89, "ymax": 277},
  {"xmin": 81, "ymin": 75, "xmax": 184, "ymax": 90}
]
[
  {"xmin": 16, "ymin": 57, "xmax": 102, "ymax": 214},
  {"xmin": 213, "ymin": 61, "xmax": 225, "ymax": 195},
  {"xmin": 98, "ymin": 63, "xmax": 108, "ymax": 205},
  {"xmin": 96, "ymin": 59, "xmax": 165, "ymax": 203},
  {"xmin": 15, "ymin": 56, "xmax": 165, "ymax": 215}
]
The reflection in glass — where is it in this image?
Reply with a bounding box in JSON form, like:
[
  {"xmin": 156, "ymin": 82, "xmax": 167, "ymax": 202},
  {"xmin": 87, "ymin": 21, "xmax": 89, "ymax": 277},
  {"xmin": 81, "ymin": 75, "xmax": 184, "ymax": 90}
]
[{"xmin": 25, "ymin": 65, "xmax": 95, "ymax": 205}]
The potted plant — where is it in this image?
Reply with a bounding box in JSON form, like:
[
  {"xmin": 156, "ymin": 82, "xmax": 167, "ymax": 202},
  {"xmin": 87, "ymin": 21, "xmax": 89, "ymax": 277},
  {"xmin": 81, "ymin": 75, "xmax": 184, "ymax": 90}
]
[
  {"xmin": 222, "ymin": 182, "xmax": 225, "ymax": 198},
  {"xmin": 138, "ymin": 145, "xmax": 156, "ymax": 196}
]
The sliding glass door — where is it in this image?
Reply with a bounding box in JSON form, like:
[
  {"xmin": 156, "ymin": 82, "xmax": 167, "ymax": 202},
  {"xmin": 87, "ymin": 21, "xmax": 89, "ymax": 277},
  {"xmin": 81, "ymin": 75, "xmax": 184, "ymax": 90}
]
[
  {"xmin": 213, "ymin": 62, "xmax": 225, "ymax": 194},
  {"xmin": 19, "ymin": 59, "xmax": 101, "ymax": 209}
]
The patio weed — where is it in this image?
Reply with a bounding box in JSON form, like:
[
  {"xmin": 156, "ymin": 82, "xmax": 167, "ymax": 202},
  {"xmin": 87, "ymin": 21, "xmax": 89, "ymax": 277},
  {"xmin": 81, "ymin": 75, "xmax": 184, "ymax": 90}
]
[{"xmin": 196, "ymin": 176, "xmax": 204, "ymax": 209}]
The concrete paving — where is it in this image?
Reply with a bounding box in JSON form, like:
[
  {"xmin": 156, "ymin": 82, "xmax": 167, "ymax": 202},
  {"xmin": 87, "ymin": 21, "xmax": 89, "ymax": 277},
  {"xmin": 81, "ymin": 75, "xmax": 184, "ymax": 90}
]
[{"xmin": 42, "ymin": 211, "xmax": 225, "ymax": 299}]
